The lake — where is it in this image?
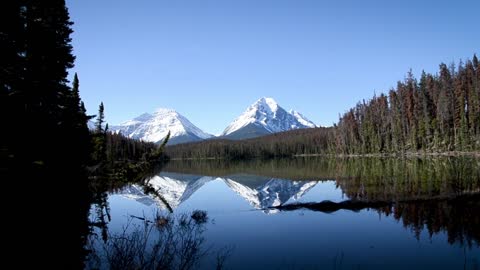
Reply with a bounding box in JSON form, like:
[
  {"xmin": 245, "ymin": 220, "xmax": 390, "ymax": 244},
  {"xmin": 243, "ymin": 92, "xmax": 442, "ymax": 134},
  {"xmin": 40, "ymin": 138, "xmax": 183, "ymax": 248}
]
[{"xmin": 85, "ymin": 157, "xmax": 480, "ymax": 269}]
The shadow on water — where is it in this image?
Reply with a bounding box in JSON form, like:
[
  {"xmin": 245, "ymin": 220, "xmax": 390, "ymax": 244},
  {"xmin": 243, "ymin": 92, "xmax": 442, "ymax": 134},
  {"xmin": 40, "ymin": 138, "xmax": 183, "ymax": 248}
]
[{"xmin": 4, "ymin": 162, "xmax": 94, "ymax": 269}]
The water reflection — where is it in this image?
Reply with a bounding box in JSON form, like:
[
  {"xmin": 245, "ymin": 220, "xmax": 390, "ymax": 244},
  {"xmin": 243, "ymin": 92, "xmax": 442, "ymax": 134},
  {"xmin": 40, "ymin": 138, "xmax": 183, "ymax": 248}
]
[
  {"xmin": 164, "ymin": 157, "xmax": 480, "ymax": 197},
  {"xmin": 87, "ymin": 210, "xmax": 231, "ymax": 270},
  {"xmin": 87, "ymin": 157, "xmax": 480, "ymax": 269},
  {"xmin": 118, "ymin": 174, "xmax": 319, "ymax": 212}
]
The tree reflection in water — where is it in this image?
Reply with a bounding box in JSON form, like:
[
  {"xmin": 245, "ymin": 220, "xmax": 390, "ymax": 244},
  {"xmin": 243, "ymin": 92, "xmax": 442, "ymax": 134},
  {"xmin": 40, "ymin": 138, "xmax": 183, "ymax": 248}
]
[
  {"xmin": 86, "ymin": 206, "xmax": 231, "ymax": 270},
  {"xmin": 82, "ymin": 157, "xmax": 479, "ymax": 268},
  {"xmin": 271, "ymin": 194, "xmax": 480, "ymax": 248},
  {"xmin": 163, "ymin": 157, "xmax": 480, "ymax": 248}
]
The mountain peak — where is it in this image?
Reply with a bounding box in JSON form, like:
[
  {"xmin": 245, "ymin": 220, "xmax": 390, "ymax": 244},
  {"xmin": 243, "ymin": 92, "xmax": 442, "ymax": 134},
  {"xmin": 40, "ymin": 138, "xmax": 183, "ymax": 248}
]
[
  {"xmin": 254, "ymin": 97, "xmax": 279, "ymax": 112},
  {"xmin": 111, "ymin": 109, "xmax": 212, "ymax": 145},
  {"xmin": 221, "ymin": 97, "xmax": 317, "ymax": 138},
  {"xmin": 153, "ymin": 108, "xmax": 177, "ymax": 115}
]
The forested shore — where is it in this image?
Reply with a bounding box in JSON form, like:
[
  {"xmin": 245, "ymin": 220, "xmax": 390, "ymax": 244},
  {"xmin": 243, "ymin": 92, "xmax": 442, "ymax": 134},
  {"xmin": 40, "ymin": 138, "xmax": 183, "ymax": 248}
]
[
  {"xmin": 166, "ymin": 55, "xmax": 480, "ymax": 160},
  {"xmin": 1, "ymin": 2, "xmax": 165, "ymax": 268},
  {"xmin": 335, "ymin": 56, "xmax": 480, "ymax": 154}
]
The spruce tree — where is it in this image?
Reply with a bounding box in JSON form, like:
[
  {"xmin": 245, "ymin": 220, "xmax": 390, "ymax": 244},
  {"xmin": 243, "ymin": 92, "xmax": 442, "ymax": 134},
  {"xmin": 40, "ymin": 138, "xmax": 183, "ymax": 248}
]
[
  {"xmin": 93, "ymin": 102, "xmax": 107, "ymax": 163},
  {"xmin": 2, "ymin": 1, "xmax": 91, "ymax": 268},
  {"xmin": 2, "ymin": 1, "xmax": 81, "ymax": 164},
  {"xmin": 72, "ymin": 73, "xmax": 81, "ymax": 107},
  {"xmin": 96, "ymin": 102, "xmax": 105, "ymax": 133}
]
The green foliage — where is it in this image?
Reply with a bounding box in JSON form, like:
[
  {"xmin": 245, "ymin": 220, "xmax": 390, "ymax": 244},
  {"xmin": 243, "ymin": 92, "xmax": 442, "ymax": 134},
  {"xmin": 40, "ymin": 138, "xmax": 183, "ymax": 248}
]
[
  {"xmin": 92, "ymin": 103, "xmax": 107, "ymax": 163},
  {"xmin": 96, "ymin": 102, "xmax": 105, "ymax": 133},
  {"xmin": 91, "ymin": 102, "xmax": 164, "ymax": 167},
  {"xmin": 334, "ymin": 54, "xmax": 480, "ymax": 154},
  {"xmin": 1, "ymin": 3, "xmax": 167, "ymax": 268},
  {"xmin": 166, "ymin": 56, "xmax": 479, "ymax": 160},
  {"xmin": 164, "ymin": 157, "xmax": 480, "ymax": 201},
  {"xmin": 165, "ymin": 127, "xmax": 332, "ymax": 160}
]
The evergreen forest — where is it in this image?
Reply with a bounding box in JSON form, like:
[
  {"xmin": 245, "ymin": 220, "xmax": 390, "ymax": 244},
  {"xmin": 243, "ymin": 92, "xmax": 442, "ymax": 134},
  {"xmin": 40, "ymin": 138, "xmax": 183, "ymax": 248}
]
[{"xmin": 166, "ymin": 55, "xmax": 480, "ymax": 159}]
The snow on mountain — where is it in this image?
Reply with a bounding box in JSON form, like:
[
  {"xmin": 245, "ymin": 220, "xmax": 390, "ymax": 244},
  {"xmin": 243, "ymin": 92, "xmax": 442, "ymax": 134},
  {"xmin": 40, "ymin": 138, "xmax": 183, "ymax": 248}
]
[
  {"xmin": 118, "ymin": 173, "xmax": 317, "ymax": 213},
  {"xmin": 221, "ymin": 97, "xmax": 317, "ymax": 139},
  {"xmin": 289, "ymin": 110, "xmax": 317, "ymax": 128},
  {"xmin": 147, "ymin": 175, "xmax": 214, "ymax": 209},
  {"xmin": 117, "ymin": 175, "xmax": 214, "ymax": 210},
  {"xmin": 224, "ymin": 178, "xmax": 318, "ymax": 210},
  {"xmin": 110, "ymin": 108, "xmax": 213, "ymax": 145},
  {"xmin": 117, "ymin": 184, "xmax": 157, "ymax": 206}
]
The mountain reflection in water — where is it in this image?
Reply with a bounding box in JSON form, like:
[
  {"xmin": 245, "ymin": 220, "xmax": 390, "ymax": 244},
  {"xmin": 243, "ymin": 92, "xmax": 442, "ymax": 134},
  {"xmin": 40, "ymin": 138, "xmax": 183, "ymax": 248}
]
[
  {"xmin": 87, "ymin": 157, "xmax": 480, "ymax": 269},
  {"xmin": 117, "ymin": 173, "xmax": 319, "ymax": 212}
]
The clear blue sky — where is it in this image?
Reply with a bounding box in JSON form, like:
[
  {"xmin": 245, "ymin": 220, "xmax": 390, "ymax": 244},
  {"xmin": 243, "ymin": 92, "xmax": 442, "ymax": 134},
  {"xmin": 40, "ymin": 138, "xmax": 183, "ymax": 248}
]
[{"xmin": 66, "ymin": 0, "xmax": 479, "ymax": 135}]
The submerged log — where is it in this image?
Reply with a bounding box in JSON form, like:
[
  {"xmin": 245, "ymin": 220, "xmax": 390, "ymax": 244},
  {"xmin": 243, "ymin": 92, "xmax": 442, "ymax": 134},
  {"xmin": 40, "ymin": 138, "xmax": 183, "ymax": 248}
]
[
  {"xmin": 269, "ymin": 200, "xmax": 392, "ymax": 213},
  {"xmin": 268, "ymin": 193, "xmax": 480, "ymax": 213}
]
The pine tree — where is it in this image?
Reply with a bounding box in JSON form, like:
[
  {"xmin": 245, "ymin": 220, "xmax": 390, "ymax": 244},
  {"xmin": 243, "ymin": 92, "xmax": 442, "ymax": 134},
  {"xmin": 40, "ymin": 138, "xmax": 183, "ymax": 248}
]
[
  {"xmin": 418, "ymin": 71, "xmax": 434, "ymax": 149},
  {"xmin": 332, "ymin": 54, "xmax": 479, "ymax": 153},
  {"xmin": 3, "ymin": 1, "xmax": 81, "ymax": 165},
  {"xmin": 473, "ymin": 54, "xmax": 479, "ymax": 70},
  {"xmin": 454, "ymin": 61, "xmax": 469, "ymax": 149},
  {"xmin": 96, "ymin": 102, "xmax": 105, "ymax": 133},
  {"xmin": 93, "ymin": 102, "xmax": 107, "ymax": 163},
  {"xmin": 473, "ymin": 54, "xmax": 480, "ymax": 147},
  {"xmin": 0, "ymin": 2, "xmax": 25, "ymax": 160},
  {"xmin": 72, "ymin": 73, "xmax": 80, "ymax": 107},
  {"xmin": 2, "ymin": 1, "xmax": 92, "ymax": 268}
]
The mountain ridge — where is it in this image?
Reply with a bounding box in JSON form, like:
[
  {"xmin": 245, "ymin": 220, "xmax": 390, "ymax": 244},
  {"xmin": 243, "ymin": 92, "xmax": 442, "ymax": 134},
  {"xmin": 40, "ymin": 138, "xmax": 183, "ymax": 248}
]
[
  {"xmin": 110, "ymin": 109, "xmax": 213, "ymax": 145},
  {"xmin": 110, "ymin": 97, "xmax": 317, "ymax": 144}
]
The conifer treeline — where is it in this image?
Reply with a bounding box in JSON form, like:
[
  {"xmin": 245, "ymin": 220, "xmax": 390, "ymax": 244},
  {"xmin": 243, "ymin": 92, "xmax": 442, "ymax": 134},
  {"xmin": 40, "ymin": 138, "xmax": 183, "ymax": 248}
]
[
  {"xmin": 105, "ymin": 132, "xmax": 157, "ymax": 162},
  {"xmin": 0, "ymin": 2, "xmax": 148, "ymax": 268},
  {"xmin": 166, "ymin": 55, "xmax": 480, "ymax": 159},
  {"xmin": 90, "ymin": 102, "xmax": 164, "ymax": 164},
  {"xmin": 335, "ymin": 55, "xmax": 480, "ymax": 154},
  {"xmin": 0, "ymin": 1, "xmax": 159, "ymax": 169},
  {"xmin": 1, "ymin": 0, "xmax": 92, "ymax": 168},
  {"xmin": 165, "ymin": 127, "xmax": 333, "ymax": 159}
]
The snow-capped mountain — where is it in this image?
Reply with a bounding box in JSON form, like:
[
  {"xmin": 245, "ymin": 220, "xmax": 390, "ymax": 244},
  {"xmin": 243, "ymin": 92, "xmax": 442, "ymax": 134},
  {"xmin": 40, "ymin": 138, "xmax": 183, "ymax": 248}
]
[
  {"xmin": 110, "ymin": 108, "xmax": 213, "ymax": 145},
  {"xmin": 289, "ymin": 110, "xmax": 317, "ymax": 128},
  {"xmin": 221, "ymin": 97, "xmax": 317, "ymax": 139}
]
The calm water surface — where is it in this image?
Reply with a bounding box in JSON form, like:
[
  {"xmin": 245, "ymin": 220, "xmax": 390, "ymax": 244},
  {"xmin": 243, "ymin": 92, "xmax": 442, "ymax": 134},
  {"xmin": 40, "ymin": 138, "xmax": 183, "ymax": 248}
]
[{"xmin": 86, "ymin": 158, "xmax": 480, "ymax": 269}]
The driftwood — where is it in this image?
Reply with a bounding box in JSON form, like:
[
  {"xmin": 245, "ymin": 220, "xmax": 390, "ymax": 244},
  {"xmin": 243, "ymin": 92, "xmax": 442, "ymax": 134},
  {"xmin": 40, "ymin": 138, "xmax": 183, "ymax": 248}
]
[{"xmin": 269, "ymin": 200, "xmax": 392, "ymax": 213}]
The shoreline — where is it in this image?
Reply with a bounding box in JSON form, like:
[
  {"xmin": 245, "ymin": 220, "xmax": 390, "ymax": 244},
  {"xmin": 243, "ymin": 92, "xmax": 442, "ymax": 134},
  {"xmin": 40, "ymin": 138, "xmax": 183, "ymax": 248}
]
[
  {"xmin": 169, "ymin": 151, "xmax": 480, "ymax": 161},
  {"xmin": 294, "ymin": 151, "xmax": 480, "ymax": 158}
]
